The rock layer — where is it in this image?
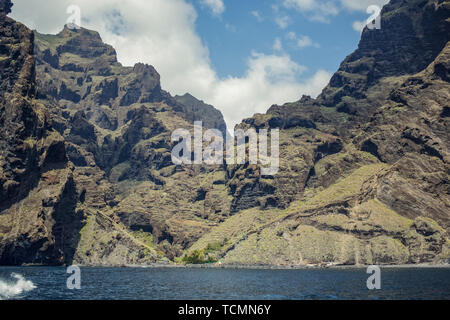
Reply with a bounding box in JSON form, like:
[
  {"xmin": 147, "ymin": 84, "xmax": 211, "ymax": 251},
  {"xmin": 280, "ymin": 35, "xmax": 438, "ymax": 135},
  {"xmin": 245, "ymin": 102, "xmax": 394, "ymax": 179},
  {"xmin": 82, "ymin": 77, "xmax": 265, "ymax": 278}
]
[
  {"xmin": 188, "ymin": 0, "xmax": 450, "ymax": 266},
  {"xmin": 0, "ymin": 0, "xmax": 82, "ymax": 265},
  {"xmin": 0, "ymin": 0, "xmax": 449, "ymax": 266}
]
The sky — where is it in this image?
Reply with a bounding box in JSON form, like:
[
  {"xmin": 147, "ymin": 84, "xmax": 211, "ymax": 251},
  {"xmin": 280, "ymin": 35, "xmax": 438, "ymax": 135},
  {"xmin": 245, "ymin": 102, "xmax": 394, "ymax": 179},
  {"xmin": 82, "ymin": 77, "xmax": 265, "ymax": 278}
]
[{"xmin": 9, "ymin": 0, "xmax": 390, "ymax": 131}]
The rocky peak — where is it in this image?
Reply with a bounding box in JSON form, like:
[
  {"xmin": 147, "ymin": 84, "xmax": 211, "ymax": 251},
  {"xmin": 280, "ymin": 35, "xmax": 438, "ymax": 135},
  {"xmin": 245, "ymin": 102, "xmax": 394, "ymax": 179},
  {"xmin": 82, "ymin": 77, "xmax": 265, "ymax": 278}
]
[
  {"xmin": 59, "ymin": 24, "xmax": 102, "ymax": 39},
  {"xmin": 174, "ymin": 93, "xmax": 228, "ymax": 136},
  {"xmin": 34, "ymin": 26, "xmax": 166, "ymax": 110},
  {"xmin": 0, "ymin": 0, "xmax": 82, "ymax": 266},
  {"xmin": 56, "ymin": 25, "xmax": 117, "ymax": 62},
  {"xmin": 0, "ymin": 0, "xmax": 12, "ymax": 16},
  {"xmin": 319, "ymin": 0, "xmax": 450, "ymax": 109},
  {"xmin": 2, "ymin": 0, "xmax": 448, "ymax": 267},
  {"xmin": 215, "ymin": 0, "xmax": 450, "ymax": 265},
  {"xmin": 33, "ymin": 24, "xmax": 227, "ymax": 183}
]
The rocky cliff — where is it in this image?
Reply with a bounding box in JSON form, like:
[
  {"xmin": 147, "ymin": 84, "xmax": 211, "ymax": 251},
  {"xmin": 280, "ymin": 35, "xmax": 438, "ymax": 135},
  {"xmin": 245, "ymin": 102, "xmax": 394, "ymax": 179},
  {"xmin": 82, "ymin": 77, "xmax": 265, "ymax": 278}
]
[
  {"xmin": 0, "ymin": 0, "xmax": 449, "ymax": 266},
  {"xmin": 187, "ymin": 0, "xmax": 450, "ymax": 266},
  {"xmin": 174, "ymin": 93, "xmax": 228, "ymax": 137},
  {"xmin": 0, "ymin": 0, "xmax": 230, "ymax": 265},
  {"xmin": 0, "ymin": 0, "xmax": 83, "ymax": 265},
  {"xmin": 32, "ymin": 24, "xmax": 233, "ymax": 263}
]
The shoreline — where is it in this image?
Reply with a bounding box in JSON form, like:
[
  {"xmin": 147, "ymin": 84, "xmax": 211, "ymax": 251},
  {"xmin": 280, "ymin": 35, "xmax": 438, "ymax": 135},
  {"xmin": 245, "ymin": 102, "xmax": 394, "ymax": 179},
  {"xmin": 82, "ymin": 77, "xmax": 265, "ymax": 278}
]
[
  {"xmin": 4, "ymin": 262, "xmax": 450, "ymax": 270},
  {"xmin": 152, "ymin": 263, "xmax": 450, "ymax": 270}
]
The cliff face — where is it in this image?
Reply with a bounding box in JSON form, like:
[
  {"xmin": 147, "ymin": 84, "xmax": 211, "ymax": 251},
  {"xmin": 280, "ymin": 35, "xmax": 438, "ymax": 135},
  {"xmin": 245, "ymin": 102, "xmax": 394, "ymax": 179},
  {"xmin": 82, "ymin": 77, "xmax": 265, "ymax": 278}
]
[
  {"xmin": 188, "ymin": 0, "xmax": 450, "ymax": 266},
  {"xmin": 0, "ymin": 0, "xmax": 229, "ymax": 265},
  {"xmin": 33, "ymin": 25, "xmax": 231, "ymax": 263},
  {"xmin": 0, "ymin": 0, "xmax": 83, "ymax": 265},
  {"xmin": 174, "ymin": 93, "xmax": 228, "ymax": 137},
  {"xmin": 0, "ymin": 0, "xmax": 448, "ymax": 267}
]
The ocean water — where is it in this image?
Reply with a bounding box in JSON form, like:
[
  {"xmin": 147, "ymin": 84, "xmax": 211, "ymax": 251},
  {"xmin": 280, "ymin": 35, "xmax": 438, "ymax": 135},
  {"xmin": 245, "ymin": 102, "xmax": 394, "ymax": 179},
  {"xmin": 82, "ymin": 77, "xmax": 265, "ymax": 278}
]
[{"xmin": 0, "ymin": 266, "xmax": 449, "ymax": 300}]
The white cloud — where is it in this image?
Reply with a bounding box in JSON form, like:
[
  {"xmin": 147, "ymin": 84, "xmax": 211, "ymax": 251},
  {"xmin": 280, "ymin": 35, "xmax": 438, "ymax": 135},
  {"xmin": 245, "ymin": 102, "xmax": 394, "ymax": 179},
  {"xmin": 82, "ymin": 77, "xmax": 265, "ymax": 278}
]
[
  {"xmin": 251, "ymin": 10, "xmax": 264, "ymax": 22},
  {"xmin": 200, "ymin": 0, "xmax": 225, "ymax": 16},
  {"xmin": 283, "ymin": 0, "xmax": 390, "ymax": 23},
  {"xmin": 352, "ymin": 20, "xmax": 366, "ymax": 32},
  {"xmin": 284, "ymin": 0, "xmax": 317, "ymax": 11},
  {"xmin": 10, "ymin": 0, "xmax": 331, "ymax": 131},
  {"xmin": 286, "ymin": 32, "xmax": 296, "ymax": 40},
  {"xmin": 348, "ymin": 0, "xmax": 389, "ymax": 32},
  {"xmin": 283, "ymin": 0, "xmax": 339, "ymax": 23},
  {"xmin": 210, "ymin": 53, "xmax": 331, "ymax": 129},
  {"xmin": 297, "ymin": 35, "xmax": 320, "ymax": 49},
  {"xmin": 225, "ymin": 23, "xmax": 237, "ymax": 32},
  {"xmin": 273, "ymin": 37, "xmax": 283, "ymax": 51},
  {"xmin": 340, "ymin": 0, "xmax": 389, "ymax": 12},
  {"xmin": 275, "ymin": 15, "xmax": 291, "ymax": 29},
  {"xmin": 285, "ymin": 32, "xmax": 320, "ymax": 49}
]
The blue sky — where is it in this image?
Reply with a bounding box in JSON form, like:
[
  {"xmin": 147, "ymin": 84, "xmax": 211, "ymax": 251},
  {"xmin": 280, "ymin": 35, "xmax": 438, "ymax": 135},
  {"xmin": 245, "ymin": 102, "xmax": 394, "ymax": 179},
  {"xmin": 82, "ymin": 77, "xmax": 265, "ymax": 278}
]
[
  {"xmin": 10, "ymin": 0, "xmax": 389, "ymax": 130},
  {"xmin": 191, "ymin": 0, "xmax": 366, "ymax": 81}
]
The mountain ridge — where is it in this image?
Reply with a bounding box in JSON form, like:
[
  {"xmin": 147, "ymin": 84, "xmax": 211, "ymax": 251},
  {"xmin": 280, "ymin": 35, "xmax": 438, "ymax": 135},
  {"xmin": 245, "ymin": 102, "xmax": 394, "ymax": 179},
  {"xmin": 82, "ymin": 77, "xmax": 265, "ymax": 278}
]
[
  {"xmin": 0, "ymin": 0, "xmax": 449, "ymax": 266},
  {"xmin": 187, "ymin": 0, "xmax": 450, "ymax": 266}
]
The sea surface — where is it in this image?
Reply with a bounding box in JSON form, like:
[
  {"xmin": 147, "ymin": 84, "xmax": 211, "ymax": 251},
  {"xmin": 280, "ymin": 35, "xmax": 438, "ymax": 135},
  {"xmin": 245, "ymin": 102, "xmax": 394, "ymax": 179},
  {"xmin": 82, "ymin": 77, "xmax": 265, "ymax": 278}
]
[{"xmin": 0, "ymin": 266, "xmax": 449, "ymax": 300}]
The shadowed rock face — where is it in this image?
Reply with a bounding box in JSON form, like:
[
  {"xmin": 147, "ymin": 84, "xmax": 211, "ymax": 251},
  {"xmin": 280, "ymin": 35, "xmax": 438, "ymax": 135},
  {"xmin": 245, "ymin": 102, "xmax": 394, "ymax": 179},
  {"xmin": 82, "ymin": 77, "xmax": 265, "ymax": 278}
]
[
  {"xmin": 227, "ymin": 0, "xmax": 450, "ymax": 223},
  {"xmin": 34, "ymin": 26, "xmax": 226, "ymax": 177},
  {"xmin": 174, "ymin": 93, "xmax": 228, "ymax": 137},
  {"xmin": 319, "ymin": 0, "xmax": 450, "ymax": 115},
  {"xmin": 0, "ymin": 0, "xmax": 84, "ymax": 265},
  {"xmin": 32, "ymin": 24, "xmax": 231, "ymax": 262},
  {"xmin": 0, "ymin": 0, "xmax": 12, "ymax": 15},
  {"xmin": 0, "ymin": 0, "xmax": 449, "ymax": 266}
]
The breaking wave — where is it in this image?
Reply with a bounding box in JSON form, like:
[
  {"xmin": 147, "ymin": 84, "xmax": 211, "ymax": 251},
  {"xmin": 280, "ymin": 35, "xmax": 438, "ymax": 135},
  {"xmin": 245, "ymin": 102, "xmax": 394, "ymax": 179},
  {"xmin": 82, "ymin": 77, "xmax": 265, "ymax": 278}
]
[{"xmin": 0, "ymin": 273, "xmax": 36, "ymax": 300}]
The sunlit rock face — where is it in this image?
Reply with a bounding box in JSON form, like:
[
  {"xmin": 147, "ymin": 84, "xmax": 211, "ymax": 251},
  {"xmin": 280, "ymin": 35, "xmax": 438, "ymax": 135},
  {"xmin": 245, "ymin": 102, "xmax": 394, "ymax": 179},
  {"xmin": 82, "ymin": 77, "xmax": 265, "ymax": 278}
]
[
  {"xmin": 0, "ymin": 0, "xmax": 449, "ymax": 266},
  {"xmin": 188, "ymin": 0, "xmax": 450, "ymax": 266}
]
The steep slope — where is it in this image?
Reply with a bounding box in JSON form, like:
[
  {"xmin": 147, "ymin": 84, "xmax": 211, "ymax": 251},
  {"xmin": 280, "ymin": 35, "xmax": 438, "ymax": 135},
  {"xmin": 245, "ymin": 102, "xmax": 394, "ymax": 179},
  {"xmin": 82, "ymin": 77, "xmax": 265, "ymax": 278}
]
[
  {"xmin": 33, "ymin": 25, "xmax": 232, "ymax": 262},
  {"xmin": 0, "ymin": 1, "xmax": 221, "ymax": 266},
  {"xmin": 1, "ymin": 0, "xmax": 448, "ymax": 267},
  {"xmin": 1, "ymin": 0, "xmax": 171, "ymax": 267},
  {"xmin": 175, "ymin": 93, "xmax": 228, "ymax": 137},
  {"xmin": 0, "ymin": 0, "xmax": 82, "ymax": 265},
  {"xmin": 187, "ymin": 0, "xmax": 450, "ymax": 266}
]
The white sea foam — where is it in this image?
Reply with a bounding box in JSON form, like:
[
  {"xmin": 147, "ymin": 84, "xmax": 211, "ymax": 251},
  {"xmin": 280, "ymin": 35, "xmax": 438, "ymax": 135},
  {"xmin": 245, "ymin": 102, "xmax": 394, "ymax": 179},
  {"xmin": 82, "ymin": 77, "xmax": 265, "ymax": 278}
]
[{"xmin": 0, "ymin": 273, "xmax": 36, "ymax": 300}]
